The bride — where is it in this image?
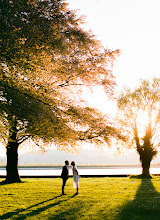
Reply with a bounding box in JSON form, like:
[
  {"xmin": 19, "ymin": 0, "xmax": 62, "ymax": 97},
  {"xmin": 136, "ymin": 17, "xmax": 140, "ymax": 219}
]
[{"xmin": 71, "ymin": 161, "xmax": 79, "ymax": 194}]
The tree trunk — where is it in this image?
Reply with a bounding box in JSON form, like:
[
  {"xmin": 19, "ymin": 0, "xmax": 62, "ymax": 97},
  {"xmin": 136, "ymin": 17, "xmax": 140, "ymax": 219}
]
[
  {"xmin": 5, "ymin": 115, "xmax": 21, "ymax": 183},
  {"xmin": 6, "ymin": 141, "xmax": 21, "ymax": 183},
  {"xmin": 141, "ymin": 160, "xmax": 151, "ymax": 178},
  {"xmin": 135, "ymin": 113, "xmax": 153, "ymax": 178}
]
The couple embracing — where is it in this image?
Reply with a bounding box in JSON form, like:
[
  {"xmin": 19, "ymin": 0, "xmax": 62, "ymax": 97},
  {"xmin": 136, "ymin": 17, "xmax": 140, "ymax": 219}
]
[{"xmin": 61, "ymin": 160, "xmax": 79, "ymax": 195}]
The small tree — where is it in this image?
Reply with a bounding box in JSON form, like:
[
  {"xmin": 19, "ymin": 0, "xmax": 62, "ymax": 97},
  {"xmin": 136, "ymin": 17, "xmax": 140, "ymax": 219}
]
[
  {"xmin": 117, "ymin": 78, "xmax": 160, "ymax": 177},
  {"xmin": 1, "ymin": 0, "xmax": 121, "ymax": 182}
]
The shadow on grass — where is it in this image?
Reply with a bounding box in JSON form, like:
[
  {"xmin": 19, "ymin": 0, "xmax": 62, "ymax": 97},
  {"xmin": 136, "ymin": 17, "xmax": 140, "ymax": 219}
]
[
  {"xmin": 116, "ymin": 178, "xmax": 160, "ymax": 220},
  {"xmin": 48, "ymin": 204, "xmax": 82, "ymax": 220},
  {"xmin": 0, "ymin": 194, "xmax": 73, "ymax": 220},
  {"xmin": 0, "ymin": 180, "xmax": 27, "ymax": 186},
  {"xmin": 0, "ymin": 180, "xmax": 17, "ymax": 186},
  {"xmin": 48, "ymin": 194, "xmax": 86, "ymax": 220},
  {"xmin": 0, "ymin": 180, "xmax": 9, "ymax": 186}
]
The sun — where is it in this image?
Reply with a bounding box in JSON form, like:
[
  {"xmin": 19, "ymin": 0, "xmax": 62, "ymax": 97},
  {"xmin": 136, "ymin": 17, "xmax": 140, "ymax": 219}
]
[
  {"xmin": 137, "ymin": 111, "xmax": 149, "ymax": 126},
  {"xmin": 136, "ymin": 110, "xmax": 150, "ymax": 137}
]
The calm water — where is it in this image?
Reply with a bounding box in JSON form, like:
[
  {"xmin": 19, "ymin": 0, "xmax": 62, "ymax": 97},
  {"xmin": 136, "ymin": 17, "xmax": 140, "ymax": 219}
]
[{"xmin": 1, "ymin": 166, "xmax": 160, "ymax": 176}]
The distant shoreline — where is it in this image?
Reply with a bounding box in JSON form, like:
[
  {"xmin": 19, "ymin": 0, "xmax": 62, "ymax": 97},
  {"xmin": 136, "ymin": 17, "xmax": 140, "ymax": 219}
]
[
  {"xmin": 1, "ymin": 166, "xmax": 160, "ymax": 177},
  {"xmin": 1, "ymin": 164, "xmax": 160, "ymax": 169},
  {"xmin": 0, "ymin": 164, "xmax": 152, "ymax": 168}
]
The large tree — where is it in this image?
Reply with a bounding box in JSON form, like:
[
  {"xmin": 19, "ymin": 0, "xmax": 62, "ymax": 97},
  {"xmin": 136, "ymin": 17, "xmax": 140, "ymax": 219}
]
[
  {"xmin": 1, "ymin": 0, "xmax": 120, "ymax": 182},
  {"xmin": 117, "ymin": 78, "xmax": 160, "ymax": 177}
]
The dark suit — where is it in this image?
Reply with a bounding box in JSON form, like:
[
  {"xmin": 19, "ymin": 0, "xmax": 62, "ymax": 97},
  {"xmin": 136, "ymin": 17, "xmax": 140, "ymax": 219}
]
[{"xmin": 61, "ymin": 165, "xmax": 68, "ymax": 194}]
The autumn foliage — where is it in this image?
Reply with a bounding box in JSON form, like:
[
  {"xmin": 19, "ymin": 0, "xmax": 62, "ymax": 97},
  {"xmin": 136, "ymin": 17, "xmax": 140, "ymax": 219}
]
[{"xmin": 0, "ymin": 0, "xmax": 120, "ymax": 182}]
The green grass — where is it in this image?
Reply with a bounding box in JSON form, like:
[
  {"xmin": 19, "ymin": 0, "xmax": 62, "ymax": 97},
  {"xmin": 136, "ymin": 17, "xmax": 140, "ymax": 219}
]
[{"xmin": 1, "ymin": 177, "xmax": 160, "ymax": 219}]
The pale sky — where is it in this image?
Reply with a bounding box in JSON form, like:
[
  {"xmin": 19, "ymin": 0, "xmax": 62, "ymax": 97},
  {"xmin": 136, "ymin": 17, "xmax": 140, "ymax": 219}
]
[
  {"xmin": 67, "ymin": 0, "xmax": 160, "ymax": 90},
  {"xmin": 1, "ymin": 0, "xmax": 160, "ymax": 162}
]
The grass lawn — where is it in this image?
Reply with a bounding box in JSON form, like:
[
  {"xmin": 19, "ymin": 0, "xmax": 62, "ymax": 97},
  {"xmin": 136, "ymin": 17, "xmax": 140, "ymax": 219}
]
[{"xmin": 1, "ymin": 176, "xmax": 160, "ymax": 219}]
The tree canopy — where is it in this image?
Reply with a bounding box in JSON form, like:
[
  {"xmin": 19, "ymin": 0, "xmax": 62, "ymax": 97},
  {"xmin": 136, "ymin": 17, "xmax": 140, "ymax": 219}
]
[
  {"xmin": 0, "ymin": 0, "xmax": 121, "ymax": 150},
  {"xmin": 1, "ymin": 0, "xmax": 121, "ymax": 182},
  {"xmin": 117, "ymin": 78, "xmax": 160, "ymax": 176}
]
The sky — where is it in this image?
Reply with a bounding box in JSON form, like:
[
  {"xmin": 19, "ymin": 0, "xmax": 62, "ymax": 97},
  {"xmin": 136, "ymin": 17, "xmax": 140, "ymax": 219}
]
[
  {"xmin": 65, "ymin": 0, "xmax": 160, "ymax": 164},
  {"xmin": 67, "ymin": 0, "xmax": 160, "ymax": 90},
  {"xmin": 1, "ymin": 0, "xmax": 160, "ymax": 164}
]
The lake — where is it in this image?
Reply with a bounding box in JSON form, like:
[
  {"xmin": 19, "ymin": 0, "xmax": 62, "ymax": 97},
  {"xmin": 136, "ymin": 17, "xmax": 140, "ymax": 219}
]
[{"xmin": 1, "ymin": 166, "xmax": 160, "ymax": 177}]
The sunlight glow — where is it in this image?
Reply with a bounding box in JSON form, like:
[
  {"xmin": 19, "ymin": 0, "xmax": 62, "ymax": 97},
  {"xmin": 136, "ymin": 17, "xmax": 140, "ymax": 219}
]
[
  {"xmin": 67, "ymin": 0, "xmax": 160, "ymax": 90},
  {"xmin": 136, "ymin": 110, "xmax": 150, "ymax": 138},
  {"xmin": 82, "ymin": 86, "xmax": 117, "ymax": 116},
  {"xmin": 137, "ymin": 111, "xmax": 149, "ymax": 127}
]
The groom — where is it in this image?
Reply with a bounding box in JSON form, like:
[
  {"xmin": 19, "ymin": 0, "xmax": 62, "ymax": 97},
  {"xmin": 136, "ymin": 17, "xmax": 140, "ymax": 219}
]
[{"xmin": 61, "ymin": 160, "xmax": 69, "ymax": 195}]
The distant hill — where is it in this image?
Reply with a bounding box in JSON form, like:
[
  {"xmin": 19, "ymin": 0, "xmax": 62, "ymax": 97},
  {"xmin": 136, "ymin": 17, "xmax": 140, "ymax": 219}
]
[
  {"xmin": 1, "ymin": 148, "xmax": 160, "ymax": 166},
  {"xmin": 0, "ymin": 148, "xmax": 139, "ymax": 166}
]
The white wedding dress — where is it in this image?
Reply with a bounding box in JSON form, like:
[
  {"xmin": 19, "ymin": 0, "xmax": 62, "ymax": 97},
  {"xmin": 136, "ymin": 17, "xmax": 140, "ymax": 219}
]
[{"xmin": 72, "ymin": 166, "xmax": 79, "ymax": 188}]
